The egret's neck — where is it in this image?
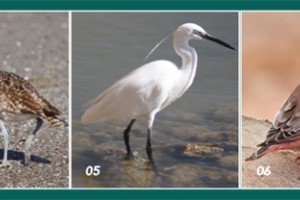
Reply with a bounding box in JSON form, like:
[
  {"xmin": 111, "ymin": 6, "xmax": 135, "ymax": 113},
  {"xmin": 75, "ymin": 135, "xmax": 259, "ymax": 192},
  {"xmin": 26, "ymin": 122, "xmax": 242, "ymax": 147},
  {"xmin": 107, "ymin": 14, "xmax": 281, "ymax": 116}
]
[
  {"xmin": 173, "ymin": 34, "xmax": 198, "ymax": 94},
  {"xmin": 173, "ymin": 35, "xmax": 197, "ymax": 68}
]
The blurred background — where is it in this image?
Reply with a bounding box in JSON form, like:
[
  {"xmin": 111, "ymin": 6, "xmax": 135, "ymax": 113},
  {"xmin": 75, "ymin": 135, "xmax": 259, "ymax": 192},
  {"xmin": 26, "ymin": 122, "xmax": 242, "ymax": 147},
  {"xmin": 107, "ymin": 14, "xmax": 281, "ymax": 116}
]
[{"xmin": 243, "ymin": 12, "xmax": 300, "ymax": 120}]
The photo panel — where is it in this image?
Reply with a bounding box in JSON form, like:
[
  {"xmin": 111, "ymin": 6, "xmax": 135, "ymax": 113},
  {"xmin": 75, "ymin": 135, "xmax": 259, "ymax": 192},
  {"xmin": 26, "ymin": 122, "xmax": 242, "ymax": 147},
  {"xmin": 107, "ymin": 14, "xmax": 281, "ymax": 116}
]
[
  {"xmin": 0, "ymin": 12, "xmax": 69, "ymax": 188},
  {"xmin": 242, "ymin": 12, "xmax": 300, "ymax": 188},
  {"xmin": 72, "ymin": 12, "xmax": 238, "ymax": 188}
]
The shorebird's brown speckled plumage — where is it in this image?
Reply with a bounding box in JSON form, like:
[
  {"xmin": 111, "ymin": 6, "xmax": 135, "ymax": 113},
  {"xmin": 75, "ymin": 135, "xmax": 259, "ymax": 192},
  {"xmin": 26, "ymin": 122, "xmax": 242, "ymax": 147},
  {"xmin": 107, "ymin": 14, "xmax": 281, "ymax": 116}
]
[
  {"xmin": 0, "ymin": 70, "xmax": 66, "ymax": 167},
  {"xmin": 0, "ymin": 71, "xmax": 63, "ymax": 126}
]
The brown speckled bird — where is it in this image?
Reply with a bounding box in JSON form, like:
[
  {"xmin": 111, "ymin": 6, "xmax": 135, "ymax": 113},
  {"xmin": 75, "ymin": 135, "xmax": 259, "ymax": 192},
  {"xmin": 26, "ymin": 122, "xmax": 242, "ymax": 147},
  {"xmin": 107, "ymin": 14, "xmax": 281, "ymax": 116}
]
[
  {"xmin": 0, "ymin": 71, "xmax": 67, "ymax": 167},
  {"xmin": 246, "ymin": 84, "xmax": 300, "ymax": 161}
]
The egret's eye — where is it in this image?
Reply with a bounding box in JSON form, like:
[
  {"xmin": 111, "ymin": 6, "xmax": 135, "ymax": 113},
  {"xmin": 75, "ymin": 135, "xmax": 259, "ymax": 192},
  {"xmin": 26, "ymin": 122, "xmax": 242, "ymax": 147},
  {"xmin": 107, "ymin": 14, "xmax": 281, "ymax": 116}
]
[{"xmin": 193, "ymin": 30, "xmax": 204, "ymax": 37}]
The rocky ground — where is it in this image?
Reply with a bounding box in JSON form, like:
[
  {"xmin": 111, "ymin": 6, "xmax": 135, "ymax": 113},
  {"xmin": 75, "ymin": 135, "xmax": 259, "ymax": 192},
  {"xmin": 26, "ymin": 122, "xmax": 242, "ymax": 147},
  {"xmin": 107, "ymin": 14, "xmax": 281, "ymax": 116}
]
[
  {"xmin": 0, "ymin": 13, "xmax": 69, "ymax": 188},
  {"xmin": 242, "ymin": 116, "xmax": 300, "ymax": 188}
]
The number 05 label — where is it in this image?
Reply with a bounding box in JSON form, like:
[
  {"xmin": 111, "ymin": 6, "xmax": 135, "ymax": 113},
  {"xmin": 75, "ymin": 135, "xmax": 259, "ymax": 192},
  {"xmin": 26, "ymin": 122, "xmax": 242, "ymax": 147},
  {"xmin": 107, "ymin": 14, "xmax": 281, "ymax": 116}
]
[{"xmin": 85, "ymin": 165, "xmax": 101, "ymax": 176}]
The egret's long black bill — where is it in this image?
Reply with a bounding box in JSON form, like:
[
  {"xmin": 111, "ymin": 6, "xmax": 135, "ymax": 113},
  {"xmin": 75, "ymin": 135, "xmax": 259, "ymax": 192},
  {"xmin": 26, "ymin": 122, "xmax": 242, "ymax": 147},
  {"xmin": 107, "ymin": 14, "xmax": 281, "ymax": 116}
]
[{"xmin": 203, "ymin": 33, "xmax": 235, "ymax": 50}]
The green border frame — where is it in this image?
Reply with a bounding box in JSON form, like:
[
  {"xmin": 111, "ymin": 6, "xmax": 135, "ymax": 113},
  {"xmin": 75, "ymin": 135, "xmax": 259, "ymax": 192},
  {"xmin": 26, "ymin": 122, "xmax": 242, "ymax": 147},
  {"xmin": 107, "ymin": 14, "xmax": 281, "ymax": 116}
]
[
  {"xmin": 0, "ymin": 0, "xmax": 300, "ymax": 10},
  {"xmin": 0, "ymin": 189, "xmax": 299, "ymax": 199},
  {"xmin": 0, "ymin": 1, "xmax": 300, "ymax": 199}
]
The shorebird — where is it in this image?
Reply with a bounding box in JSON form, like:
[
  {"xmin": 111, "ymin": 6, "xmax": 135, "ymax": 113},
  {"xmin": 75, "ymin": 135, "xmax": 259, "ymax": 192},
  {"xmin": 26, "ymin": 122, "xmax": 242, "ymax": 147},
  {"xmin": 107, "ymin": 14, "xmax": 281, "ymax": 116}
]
[
  {"xmin": 0, "ymin": 70, "xmax": 67, "ymax": 167},
  {"xmin": 81, "ymin": 23, "xmax": 235, "ymax": 165},
  {"xmin": 246, "ymin": 84, "xmax": 300, "ymax": 161}
]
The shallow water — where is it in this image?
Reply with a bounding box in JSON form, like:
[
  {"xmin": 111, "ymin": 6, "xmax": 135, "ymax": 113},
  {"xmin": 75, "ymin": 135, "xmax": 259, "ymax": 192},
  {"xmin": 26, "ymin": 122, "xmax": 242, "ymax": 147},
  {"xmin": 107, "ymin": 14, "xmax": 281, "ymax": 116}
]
[{"xmin": 72, "ymin": 12, "xmax": 238, "ymax": 188}]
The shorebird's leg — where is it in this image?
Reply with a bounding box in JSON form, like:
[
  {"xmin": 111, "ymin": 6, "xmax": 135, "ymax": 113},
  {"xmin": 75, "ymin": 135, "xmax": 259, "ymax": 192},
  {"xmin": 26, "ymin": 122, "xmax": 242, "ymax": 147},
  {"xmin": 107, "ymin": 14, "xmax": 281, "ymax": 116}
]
[
  {"xmin": 0, "ymin": 120, "xmax": 11, "ymax": 168},
  {"xmin": 24, "ymin": 117, "xmax": 43, "ymax": 165},
  {"xmin": 123, "ymin": 119, "xmax": 135, "ymax": 159}
]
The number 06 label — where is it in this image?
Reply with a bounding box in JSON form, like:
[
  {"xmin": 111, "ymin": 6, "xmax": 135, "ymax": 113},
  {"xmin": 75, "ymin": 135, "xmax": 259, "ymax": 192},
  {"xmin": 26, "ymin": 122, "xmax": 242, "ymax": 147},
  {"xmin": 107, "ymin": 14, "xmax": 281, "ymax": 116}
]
[{"xmin": 256, "ymin": 165, "xmax": 271, "ymax": 176}]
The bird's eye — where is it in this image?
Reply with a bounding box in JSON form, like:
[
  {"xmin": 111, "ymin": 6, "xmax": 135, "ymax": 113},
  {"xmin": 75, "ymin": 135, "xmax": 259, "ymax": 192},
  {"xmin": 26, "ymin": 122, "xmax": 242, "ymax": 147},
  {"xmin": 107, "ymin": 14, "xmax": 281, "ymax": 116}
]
[{"xmin": 192, "ymin": 30, "xmax": 198, "ymax": 36}]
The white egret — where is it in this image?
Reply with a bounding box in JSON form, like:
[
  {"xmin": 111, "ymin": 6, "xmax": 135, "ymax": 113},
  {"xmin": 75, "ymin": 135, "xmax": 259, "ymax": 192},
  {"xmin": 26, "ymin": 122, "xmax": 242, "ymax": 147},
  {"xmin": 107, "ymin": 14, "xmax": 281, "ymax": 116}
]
[{"xmin": 81, "ymin": 23, "xmax": 235, "ymax": 164}]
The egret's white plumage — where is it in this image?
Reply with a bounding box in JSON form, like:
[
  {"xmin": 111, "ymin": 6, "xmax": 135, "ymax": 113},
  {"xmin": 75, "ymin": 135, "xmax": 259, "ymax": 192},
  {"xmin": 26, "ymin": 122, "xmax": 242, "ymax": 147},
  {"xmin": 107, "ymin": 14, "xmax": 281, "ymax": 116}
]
[
  {"xmin": 82, "ymin": 60, "xmax": 182, "ymax": 123},
  {"xmin": 81, "ymin": 23, "xmax": 235, "ymax": 164}
]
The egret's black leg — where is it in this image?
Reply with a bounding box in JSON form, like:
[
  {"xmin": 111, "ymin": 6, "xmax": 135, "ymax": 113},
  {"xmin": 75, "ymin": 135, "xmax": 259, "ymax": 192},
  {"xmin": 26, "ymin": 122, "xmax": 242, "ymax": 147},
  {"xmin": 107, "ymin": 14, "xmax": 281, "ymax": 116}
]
[
  {"xmin": 146, "ymin": 128, "xmax": 155, "ymax": 164},
  {"xmin": 146, "ymin": 128, "xmax": 157, "ymax": 170},
  {"xmin": 123, "ymin": 119, "xmax": 135, "ymax": 159},
  {"xmin": 24, "ymin": 117, "xmax": 43, "ymax": 165}
]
